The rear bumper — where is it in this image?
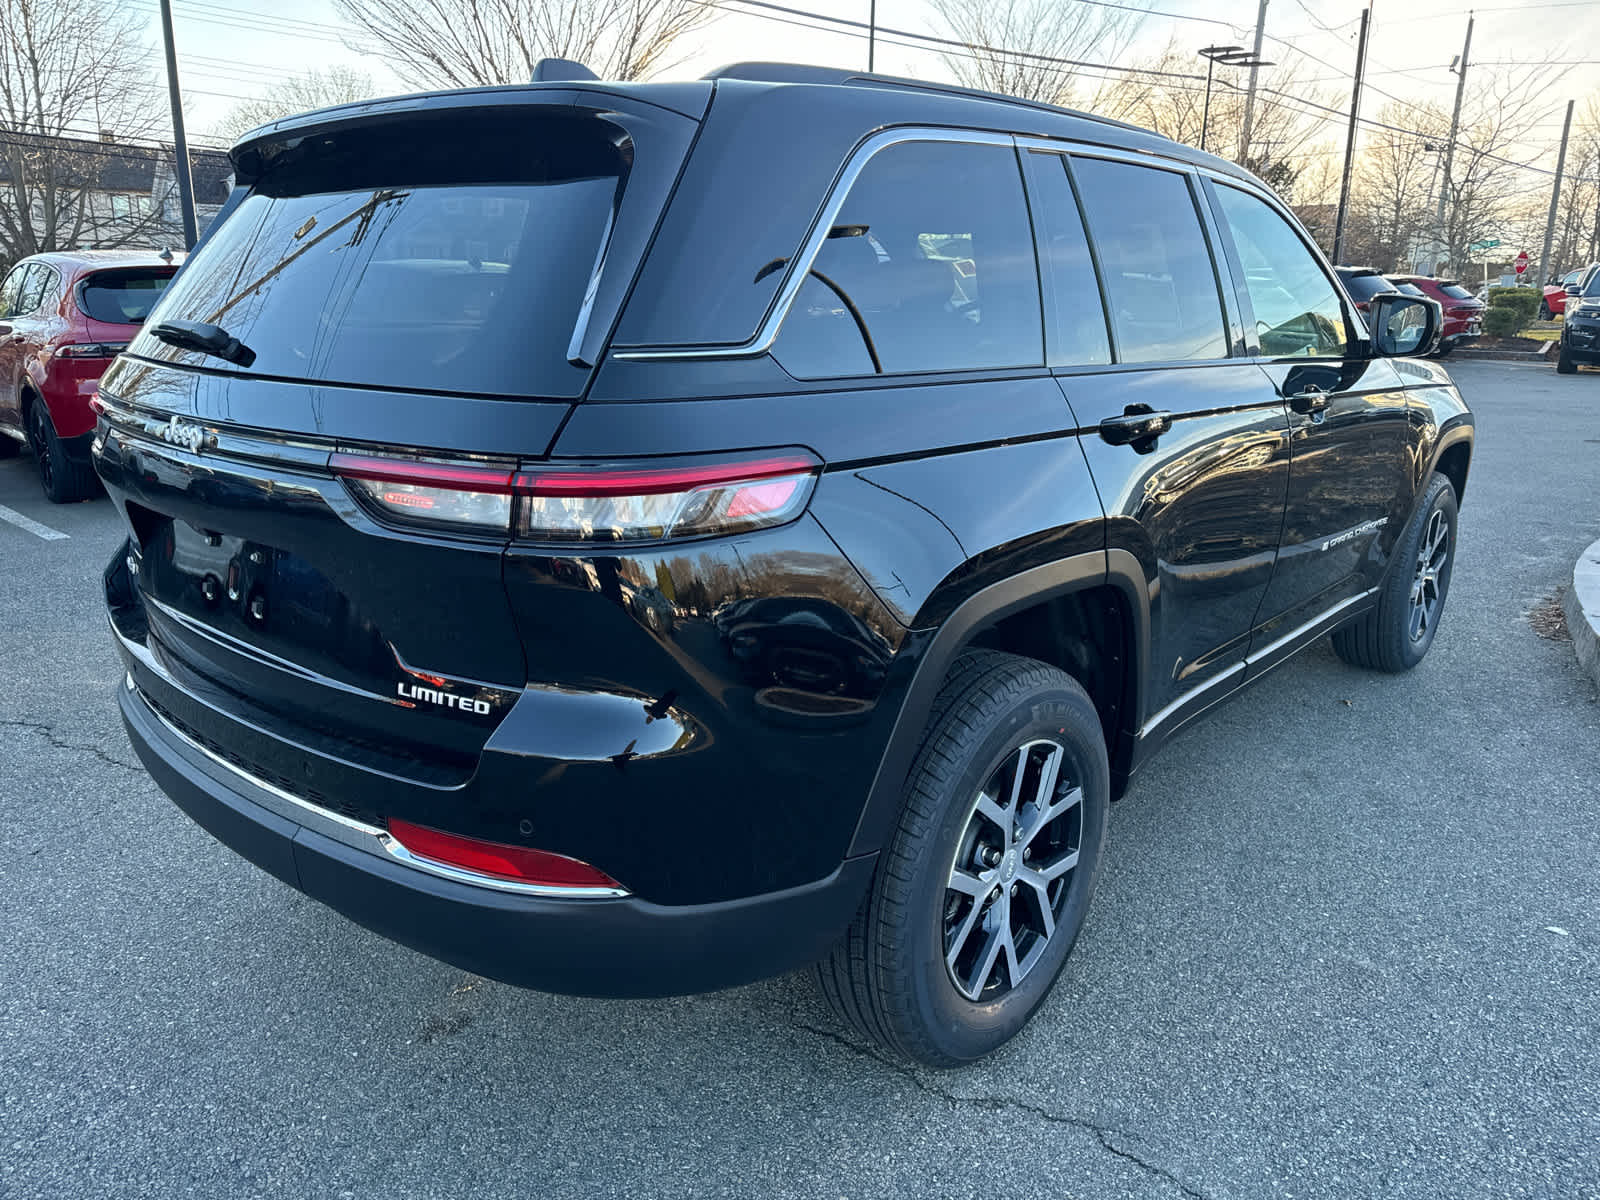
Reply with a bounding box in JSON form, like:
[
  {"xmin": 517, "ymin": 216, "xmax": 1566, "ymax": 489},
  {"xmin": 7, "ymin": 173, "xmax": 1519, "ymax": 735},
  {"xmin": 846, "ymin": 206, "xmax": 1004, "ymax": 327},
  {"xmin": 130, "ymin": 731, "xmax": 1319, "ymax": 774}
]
[{"xmin": 118, "ymin": 675, "xmax": 876, "ymax": 997}]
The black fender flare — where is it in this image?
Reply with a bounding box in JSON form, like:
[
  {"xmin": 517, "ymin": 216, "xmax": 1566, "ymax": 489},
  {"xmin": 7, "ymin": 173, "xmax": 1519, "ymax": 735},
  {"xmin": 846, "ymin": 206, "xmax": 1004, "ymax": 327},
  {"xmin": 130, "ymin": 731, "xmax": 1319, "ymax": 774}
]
[{"xmin": 845, "ymin": 547, "xmax": 1148, "ymax": 857}]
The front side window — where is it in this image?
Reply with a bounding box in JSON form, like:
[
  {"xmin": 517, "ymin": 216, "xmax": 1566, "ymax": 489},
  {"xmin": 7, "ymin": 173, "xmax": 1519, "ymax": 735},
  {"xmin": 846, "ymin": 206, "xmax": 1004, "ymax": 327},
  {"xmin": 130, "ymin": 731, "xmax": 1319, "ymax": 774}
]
[
  {"xmin": 15, "ymin": 264, "xmax": 54, "ymax": 316},
  {"xmin": 0, "ymin": 265, "xmax": 26, "ymax": 318},
  {"xmin": 1070, "ymin": 157, "xmax": 1229, "ymax": 364},
  {"xmin": 773, "ymin": 139, "xmax": 1043, "ymax": 378},
  {"xmin": 1216, "ymin": 184, "xmax": 1350, "ymax": 359}
]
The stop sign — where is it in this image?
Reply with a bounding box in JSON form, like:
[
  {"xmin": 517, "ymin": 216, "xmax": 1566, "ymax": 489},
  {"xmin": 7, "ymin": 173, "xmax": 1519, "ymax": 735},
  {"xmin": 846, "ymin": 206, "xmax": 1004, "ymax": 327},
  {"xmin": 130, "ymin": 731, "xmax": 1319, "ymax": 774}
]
[{"xmin": 1515, "ymin": 251, "xmax": 1530, "ymax": 275}]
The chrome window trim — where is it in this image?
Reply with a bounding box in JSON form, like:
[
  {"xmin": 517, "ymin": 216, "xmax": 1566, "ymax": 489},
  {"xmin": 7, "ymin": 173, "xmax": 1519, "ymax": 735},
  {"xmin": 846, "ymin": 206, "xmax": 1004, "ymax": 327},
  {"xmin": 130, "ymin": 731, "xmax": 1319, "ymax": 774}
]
[
  {"xmin": 611, "ymin": 126, "xmax": 1016, "ymax": 362},
  {"xmin": 126, "ymin": 672, "xmax": 631, "ymax": 900}
]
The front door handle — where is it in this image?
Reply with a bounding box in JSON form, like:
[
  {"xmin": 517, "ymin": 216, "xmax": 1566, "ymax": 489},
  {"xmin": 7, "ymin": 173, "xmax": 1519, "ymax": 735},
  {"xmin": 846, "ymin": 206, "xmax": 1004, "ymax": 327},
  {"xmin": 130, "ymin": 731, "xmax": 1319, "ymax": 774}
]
[
  {"xmin": 1287, "ymin": 385, "xmax": 1330, "ymax": 414},
  {"xmin": 1099, "ymin": 407, "xmax": 1173, "ymax": 446}
]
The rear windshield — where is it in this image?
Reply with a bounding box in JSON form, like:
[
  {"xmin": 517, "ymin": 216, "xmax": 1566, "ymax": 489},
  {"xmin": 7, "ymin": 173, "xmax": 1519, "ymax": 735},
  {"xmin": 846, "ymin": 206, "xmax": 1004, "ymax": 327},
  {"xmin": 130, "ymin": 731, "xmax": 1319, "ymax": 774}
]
[
  {"xmin": 1340, "ymin": 272, "xmax": 1394, "ymax": 301},
  {"xmin": 1394, "ymin": 282, "xmax": 1425, "ymax": 297},
  {"xmin": 135, "ymin": 111, "xmax": 629, "ymax": 399},
  {"xmin": 79, "ymin": 269, "xmax": 175, "ymax": 324},
  {"xmin": 1439, "ymin": 283, "xmax": 1475, "ymax": 301}
]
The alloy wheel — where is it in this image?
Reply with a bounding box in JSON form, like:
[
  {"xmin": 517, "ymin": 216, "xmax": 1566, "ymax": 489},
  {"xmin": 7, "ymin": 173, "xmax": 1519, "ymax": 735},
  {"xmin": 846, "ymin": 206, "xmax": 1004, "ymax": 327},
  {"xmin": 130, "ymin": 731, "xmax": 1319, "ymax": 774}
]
[
  {"xmin": 1409, "ymin": 508, "xmax": 1449, "ymax": 643},
  {"xmin": 942, "ymin": 738, "xmax": 1083, "ymax": 1002}
]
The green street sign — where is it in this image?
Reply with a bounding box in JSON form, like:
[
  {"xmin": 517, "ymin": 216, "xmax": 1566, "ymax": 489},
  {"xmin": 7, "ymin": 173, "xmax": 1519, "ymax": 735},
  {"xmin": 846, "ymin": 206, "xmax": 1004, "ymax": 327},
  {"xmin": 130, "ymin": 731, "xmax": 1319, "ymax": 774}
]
[{"xmin": 1470, "ymin": 239, "xmax": 1501, "ymax": 251}]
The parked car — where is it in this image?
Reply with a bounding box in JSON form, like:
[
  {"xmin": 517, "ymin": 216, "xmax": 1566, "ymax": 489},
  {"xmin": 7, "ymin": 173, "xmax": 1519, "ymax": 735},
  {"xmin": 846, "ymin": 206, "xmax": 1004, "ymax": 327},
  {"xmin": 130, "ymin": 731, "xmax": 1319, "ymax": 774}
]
[
  {"xmin": 0, "ymin": 249, "xmax": 182, "ymax": 501},
  {"xmin": 1542, "ymin": 267, "xmax": 1589, "ymax": 318},
  {"xmin": 1334, "ymin": 265, "xmax": 1403, "ymax": 319},
  {"xmin": 1387, "ymin": 275, "xmax": 1484, "ymax": 357},
  {"xmin": 94, "ymin": 62, "xmax": 1470, "ymax": 1067},
  {"xmin": 1557, "ymin": 265, "xmax": 1600, "ymax": 373}
]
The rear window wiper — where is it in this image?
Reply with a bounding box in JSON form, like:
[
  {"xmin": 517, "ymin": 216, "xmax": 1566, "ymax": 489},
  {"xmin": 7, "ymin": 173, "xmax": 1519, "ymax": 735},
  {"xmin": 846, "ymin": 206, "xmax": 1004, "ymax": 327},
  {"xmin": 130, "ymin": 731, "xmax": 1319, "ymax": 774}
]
[{"xmin": 150, "ymin": 319, "xmax": 256, "ymax": 368}]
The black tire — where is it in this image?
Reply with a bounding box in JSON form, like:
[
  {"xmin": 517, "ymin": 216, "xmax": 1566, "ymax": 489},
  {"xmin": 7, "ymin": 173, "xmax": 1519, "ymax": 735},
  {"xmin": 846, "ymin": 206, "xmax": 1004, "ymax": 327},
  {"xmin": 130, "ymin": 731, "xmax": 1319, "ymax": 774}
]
[
  {"xmin": 1332, "ymin": 472, "xmax": 1458, "ymax": 673},
  {"xmin": 26, "ymin": 396, "xmax": 98, "ymax": 503},
  {"xmin": 1556, "ymin": 343, "xmax": 1577, "ymax": 374},
  {"xmin": 1432, "ymin": 341, "xmax": 1454, "ymax": 359},
  {"xmin": 1539, "ymin": 301, "xmax": 1552, "ymax": 320},
  {"xmin": 814, "ymin": 649, "xmax": 1110, "ymax": 1068}
]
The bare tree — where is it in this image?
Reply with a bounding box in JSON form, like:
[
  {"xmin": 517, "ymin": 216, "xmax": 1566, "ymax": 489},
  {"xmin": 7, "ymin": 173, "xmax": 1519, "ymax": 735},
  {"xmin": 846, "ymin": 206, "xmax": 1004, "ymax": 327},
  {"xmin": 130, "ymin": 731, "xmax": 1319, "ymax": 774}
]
[
  {"xmin": 334, "ymin": 0, "xmax": 712, "ymax": 89},
  {"xmin": 213, "ymin": 68, "xmax": 382, "ymax": 142},
  {"xmin": 0, "ymin": 0, "xmax": 160, "ymax": 266},
  {"xmin": 1425, "ymin": 61, "xmax": 1573, "ymax": 273},
  {"xmin": 1090, "ymin": 41, "xmax": 1336, "ymax": 195},
  {"xmin": 930, "ymin": 0, "xmax": 1141, "ymax": 106},
  {"xmin": 1341, "ymin": 102, "xmax": 1448, "ymax": 269}
]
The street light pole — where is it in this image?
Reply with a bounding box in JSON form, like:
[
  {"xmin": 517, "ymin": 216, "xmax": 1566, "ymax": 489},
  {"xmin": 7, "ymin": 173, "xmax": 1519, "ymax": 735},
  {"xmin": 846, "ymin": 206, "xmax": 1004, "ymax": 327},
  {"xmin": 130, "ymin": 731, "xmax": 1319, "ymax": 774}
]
[
  {"xmin": 868, "ymin": 0, "xmax": 876, "ymax": 72},
  {"xmin": 1198, "ymin": 46, "xmax": 1268, "ymax": 157},
  {"xmin": 158, "ymin": 0, "xmax": 198, "ymax": 249}
]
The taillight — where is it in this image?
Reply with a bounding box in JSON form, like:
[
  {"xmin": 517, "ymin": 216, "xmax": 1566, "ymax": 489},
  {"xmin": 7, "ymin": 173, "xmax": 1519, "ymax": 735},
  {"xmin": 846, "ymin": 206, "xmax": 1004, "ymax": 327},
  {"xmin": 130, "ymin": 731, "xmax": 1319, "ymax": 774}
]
[
  {"xmin": 331, "ymin": 450, "xmax": 822, "ymax": 544},
  {"xmin": 56, "ymin": 341, "xmax": 129, "ymax": 359},
  {"xmin": 329, "ymin": 453, "xmax": 515, "ymax": 534},
  {"xmin": 386, "ymin": 818, "xmax": 621, "ymax": 890}
]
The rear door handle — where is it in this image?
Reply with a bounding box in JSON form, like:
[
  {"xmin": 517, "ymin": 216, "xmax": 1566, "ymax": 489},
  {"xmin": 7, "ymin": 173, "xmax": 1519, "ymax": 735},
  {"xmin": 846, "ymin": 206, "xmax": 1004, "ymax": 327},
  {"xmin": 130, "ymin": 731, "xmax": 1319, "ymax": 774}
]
[
  {"xmin": 1287, "ymin": 385, "xmax": 1330, "ymax": 414},
  {"xmin": 1098, "ymin": 408, "xmax": 1173, "ymax": 446}
]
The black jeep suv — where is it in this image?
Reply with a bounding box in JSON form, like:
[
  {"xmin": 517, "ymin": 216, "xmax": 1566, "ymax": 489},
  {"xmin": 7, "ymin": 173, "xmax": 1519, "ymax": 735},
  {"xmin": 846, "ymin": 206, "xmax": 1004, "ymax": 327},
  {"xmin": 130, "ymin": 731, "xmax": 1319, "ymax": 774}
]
[
  {"xmin": 1558, "ymin": 264, "xmax": 1600, "ymax": 373},
  {"xmin": 94, "ymin": 62, "xmax": 1471, "ymax": 1067}
]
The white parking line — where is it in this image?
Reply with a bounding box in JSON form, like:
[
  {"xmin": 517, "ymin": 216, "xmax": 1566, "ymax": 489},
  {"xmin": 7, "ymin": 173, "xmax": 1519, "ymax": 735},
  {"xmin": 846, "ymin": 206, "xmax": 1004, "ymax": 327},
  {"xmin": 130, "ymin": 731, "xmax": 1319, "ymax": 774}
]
[{"xmin": 0, "ymin": 504, "xmax": 69, "ymax": 541}]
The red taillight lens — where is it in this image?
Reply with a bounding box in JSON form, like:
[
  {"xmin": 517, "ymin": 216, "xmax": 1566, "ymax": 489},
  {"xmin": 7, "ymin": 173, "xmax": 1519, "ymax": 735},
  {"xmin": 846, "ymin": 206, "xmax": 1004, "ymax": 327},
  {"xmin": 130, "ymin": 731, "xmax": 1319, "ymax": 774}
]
[
  {"xmin": 515, "ymin": 452, "xmax": 820, "ymax": 542},
  {"xmin": 331, "ymin": 450, "xmax": 822, "ymax": 544},
  {"xmin": 330, "ymin": 452, "xmax": 516, "ymax": 533},
  {"xmin": 387, "ymin": 818, "xmax": 621, "ymax": 890},
  {"xmin": 56, "ymin": 341, "xmax": 129, "ymax": 359}
]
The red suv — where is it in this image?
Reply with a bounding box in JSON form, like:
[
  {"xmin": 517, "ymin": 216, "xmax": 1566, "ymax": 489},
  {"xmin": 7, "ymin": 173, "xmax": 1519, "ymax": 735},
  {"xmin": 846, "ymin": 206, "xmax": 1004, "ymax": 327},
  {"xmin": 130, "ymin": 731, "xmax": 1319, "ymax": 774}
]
[
  {"xmin": 0, "ymin": 250, "xmax": 181, "ymax": 501},
  {"xmin": 1387, "ymin": 275, "xmax": 1484, "ymax": 356}
]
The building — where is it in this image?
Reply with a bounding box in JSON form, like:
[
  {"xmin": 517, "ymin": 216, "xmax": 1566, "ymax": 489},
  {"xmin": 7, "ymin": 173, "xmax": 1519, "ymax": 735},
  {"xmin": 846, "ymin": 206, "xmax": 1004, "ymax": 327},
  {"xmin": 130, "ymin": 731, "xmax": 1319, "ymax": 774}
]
[{"xmin": 0, "ymin": 130, "xmax": 233, "ymax": 269}]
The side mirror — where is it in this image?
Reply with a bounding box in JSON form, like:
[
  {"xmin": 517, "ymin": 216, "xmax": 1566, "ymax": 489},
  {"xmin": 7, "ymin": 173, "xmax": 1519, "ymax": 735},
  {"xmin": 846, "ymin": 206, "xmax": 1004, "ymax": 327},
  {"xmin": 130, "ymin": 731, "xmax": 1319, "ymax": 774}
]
[
  {"xmin": 1566, "ymin": 284, "xmax": 1583, "ymax": 296},
  {"xmin": 1369, "ymin": 293, "xmax": 1439, "ymax": 358}
]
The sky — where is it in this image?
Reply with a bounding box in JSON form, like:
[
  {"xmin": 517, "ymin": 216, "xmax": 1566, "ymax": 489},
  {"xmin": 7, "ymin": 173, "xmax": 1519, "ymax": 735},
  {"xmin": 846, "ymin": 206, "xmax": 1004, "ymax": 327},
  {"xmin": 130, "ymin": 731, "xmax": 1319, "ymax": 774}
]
[{"xmin": 136, "ymin": 0, "xmax": 1600, "ymax": 182}]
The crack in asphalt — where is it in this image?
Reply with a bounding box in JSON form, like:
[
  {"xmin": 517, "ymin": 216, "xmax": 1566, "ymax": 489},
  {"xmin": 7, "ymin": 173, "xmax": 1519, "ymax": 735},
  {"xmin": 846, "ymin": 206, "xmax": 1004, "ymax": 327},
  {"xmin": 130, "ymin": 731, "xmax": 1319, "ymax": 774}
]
[
  {"xmin": 0, "ymin": 717, "xmax": 143, "ymax": 774},
  {"xmin": 794, "ymin": 1022, "xmax": 1208, "ymax": 1199}
]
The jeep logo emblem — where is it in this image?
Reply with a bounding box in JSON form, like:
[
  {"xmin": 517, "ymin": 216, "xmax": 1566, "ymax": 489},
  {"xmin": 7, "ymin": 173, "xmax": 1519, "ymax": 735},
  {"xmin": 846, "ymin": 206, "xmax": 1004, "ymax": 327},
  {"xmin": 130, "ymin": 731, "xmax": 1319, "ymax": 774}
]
[{"xmin": 157, "ymin": 416, "xmax": 208, "ymax": 454}]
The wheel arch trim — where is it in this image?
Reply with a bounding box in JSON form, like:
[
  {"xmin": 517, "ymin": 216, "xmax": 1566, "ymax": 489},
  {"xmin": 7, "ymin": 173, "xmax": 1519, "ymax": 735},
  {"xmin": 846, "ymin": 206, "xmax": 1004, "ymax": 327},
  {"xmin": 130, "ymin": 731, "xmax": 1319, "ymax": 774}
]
[{"xmin": 845, "ymin": 548, "xmax": 1148, "ymax": 857}]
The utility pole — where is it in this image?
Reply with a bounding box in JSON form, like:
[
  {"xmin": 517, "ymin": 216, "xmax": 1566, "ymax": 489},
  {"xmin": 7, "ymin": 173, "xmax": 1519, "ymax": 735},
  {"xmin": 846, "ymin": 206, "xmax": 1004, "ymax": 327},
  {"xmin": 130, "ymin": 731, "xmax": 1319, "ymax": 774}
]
[
  {"xmin": 1238, "ymin": 0, "xmax": 1270, "ymax": 165},
  {"xmin": 1430, "ymin": 15, "xmax": 1473, "ymax": 277},
  {"xmin": 868, "ymin": 0, "xmax": 876, "ymax": 72},
  {"xmin": 158, "ymin": 0, "xmax": 198, "ymax": 250},
  {"xmin": 1537, "ymin": 99, "xmax": 1575, "ymax": 290},
  {"xmin": 1331, "ymin": 8, "xmax": 1371, "ymax": 264}
]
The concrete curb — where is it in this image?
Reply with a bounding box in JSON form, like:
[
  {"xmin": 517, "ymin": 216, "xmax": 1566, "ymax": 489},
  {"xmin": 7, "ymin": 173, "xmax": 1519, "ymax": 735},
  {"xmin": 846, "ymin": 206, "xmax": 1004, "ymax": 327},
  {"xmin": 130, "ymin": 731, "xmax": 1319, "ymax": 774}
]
[
  {"xmin": 1563, "ymin": 536, "xmax": 1600, "ymax": 689},
  {"xmin": 1452, "ymin": 343, "xmax": 1556, "ymax": 364}
]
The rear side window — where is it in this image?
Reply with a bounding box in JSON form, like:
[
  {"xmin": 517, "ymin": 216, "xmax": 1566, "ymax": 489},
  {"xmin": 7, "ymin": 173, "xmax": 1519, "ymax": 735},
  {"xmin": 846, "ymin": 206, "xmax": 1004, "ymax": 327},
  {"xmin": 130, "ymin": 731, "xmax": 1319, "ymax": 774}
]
[
  {"xmin": 1214, "ymin": 184, "xmax": 1349, "ymax": 358},
  {"xmin": 79, "ymin": 269, "xmax": 175, "ymax": 324},
  {"xmin": 773, "ymin": 139, "xmax": 1043, "ymax": 378},
  {"xmin": 134, "ymin": 111, "xmax": 630, "ymax": 399},
  {"xmin": 1070, "ymin": 157, "xmax": 1228, "ymax": 363},
  {"xmin": 1439, "ymin": 283, "xmax": 1475, "ymax": 301}
]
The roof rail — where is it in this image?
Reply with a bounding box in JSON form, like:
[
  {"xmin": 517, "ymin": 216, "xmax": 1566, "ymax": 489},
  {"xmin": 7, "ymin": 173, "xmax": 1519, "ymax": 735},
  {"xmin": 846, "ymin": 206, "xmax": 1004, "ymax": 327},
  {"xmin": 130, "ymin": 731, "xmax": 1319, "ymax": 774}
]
[{"xmin": 700, "ymin": 61, "xmax": 1144, "ymax": 134}]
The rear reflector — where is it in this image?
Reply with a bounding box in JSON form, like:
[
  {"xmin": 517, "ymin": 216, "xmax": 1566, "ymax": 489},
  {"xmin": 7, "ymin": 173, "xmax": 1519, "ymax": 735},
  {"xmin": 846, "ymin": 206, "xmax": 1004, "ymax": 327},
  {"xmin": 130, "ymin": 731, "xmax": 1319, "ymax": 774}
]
[
  {"xmin": 331, "ymin": 449, "xmax": 822, "ymax": 544},
  {"xmin": 387, "ymin": 818, "xmax": 621, "ymax": 890}
]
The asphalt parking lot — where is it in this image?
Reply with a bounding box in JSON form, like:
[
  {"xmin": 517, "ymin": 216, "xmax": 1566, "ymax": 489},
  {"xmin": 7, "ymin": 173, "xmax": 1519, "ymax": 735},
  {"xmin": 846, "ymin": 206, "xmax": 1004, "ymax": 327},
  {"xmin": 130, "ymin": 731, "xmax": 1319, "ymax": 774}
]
[{"xmin": 3, "ymin": 360, "xmax": 1598, "ymax": 1199}]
